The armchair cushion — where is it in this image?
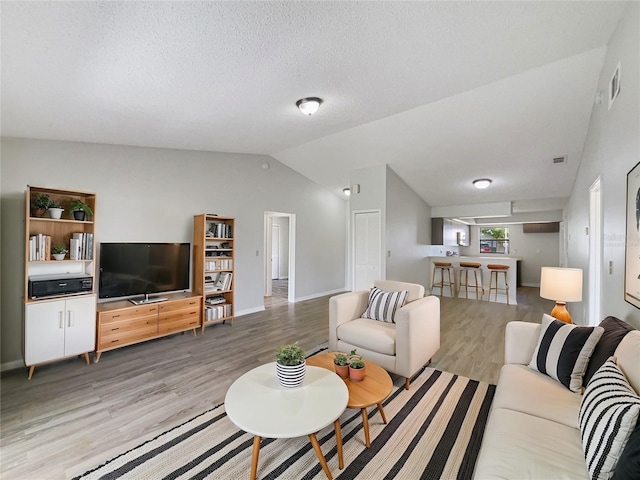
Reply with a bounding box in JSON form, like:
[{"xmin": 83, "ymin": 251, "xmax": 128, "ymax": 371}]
[
  {"xmin": 337, "ymin": 318, "xmax": 396, "ymax": 355},
  {"xmin": 362, "ymin": 287, "xmax": 408, "ymax": 323}
]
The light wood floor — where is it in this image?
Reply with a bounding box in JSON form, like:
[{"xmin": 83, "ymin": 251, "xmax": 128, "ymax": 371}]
[{"xmin": 0, "ymin": 287, "xmax": 552, "ymax": 480}]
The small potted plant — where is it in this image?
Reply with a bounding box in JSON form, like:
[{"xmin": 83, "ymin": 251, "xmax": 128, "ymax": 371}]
[
  {"xmin": 348, "ymin": 349, "xmax": 366, "ymax": 382},
  {"xmin": 51, "ymin": 244, "xmax": 68, "ymax": 260},
  {"xmin": 333, "ymin": 353, "xmax": 349, "ymax": 379},
  {"xmin": 31, "ymin": 193, "xmax": 51, "ymax": 217},
  {"xmin": 70, "ymin": 199, "xmax": 93, "ymax": 221},
  {"xmin": 48, "ymin": 200, "xmax": 64, "ymax": 219},
  {"xmin": 275, "ymin": 342, "xmax": 306, "ymax": 388}
]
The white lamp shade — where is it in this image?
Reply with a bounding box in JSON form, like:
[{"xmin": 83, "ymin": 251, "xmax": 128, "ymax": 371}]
[{"xmin": 540, "ymin": 267, "xmax": 583, "ymax": 302}]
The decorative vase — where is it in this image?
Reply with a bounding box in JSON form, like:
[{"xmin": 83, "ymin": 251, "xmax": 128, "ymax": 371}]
[
  {"xmin": 73, "ymin": 210, "xmax": 86, "ymax": 221},
  {"xmin": 334, "ymin": 364, "xmax": 349, "ymax": 379},
  {"xmin": 349, "ymin": 366, "xmax": 366, "ymax": 382},
  {"xmin": 48, "ymin": 208, "xmax": 64, "ymax": 219},
  {"xmin": 52, "ymin": 253, "xmax": 65, "ymax": 261},
  {"xmin": 276, "ymin": 360, "xmax": 306, "ymax": 388}
]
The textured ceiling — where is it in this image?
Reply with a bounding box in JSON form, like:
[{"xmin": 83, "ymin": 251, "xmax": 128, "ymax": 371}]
[{"xmin": 1, "ymin": 1, "xmax": 630, "ymax": 214}]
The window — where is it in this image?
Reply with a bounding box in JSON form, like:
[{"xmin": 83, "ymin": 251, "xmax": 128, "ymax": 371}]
[{"xmin": 479, "ymin": 227, "xmax": 510, "ymax": 254}]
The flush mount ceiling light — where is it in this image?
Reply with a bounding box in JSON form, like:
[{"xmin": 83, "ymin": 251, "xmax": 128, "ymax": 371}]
[
  {"xmin": 473, "ymin": 178, "xmax": 492, "ymax": 189},
  {"xmin": 342, "ymin": 187, "xmax": 351, "ymax": 196},
  {"xmin": 296, "ymin": 97, "xmax": 323, "ymax": 116}
]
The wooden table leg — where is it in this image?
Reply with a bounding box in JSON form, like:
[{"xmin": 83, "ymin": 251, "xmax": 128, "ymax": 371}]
[
  {"xmin": 309, "ymin": 433, "xmax": 332, "ymax": 480},
  {"xmin": 334, "ymin": 419, "xmax": 344, "ymax": 469},
  {"xmin": 361, "ymin": 408, "xmax": 371, "ymax": 447},
  {"xmin": 83, "ymin": 352, "xmax": 90, "ymax": 365},
  {"xmin": 250, "ymin": 435, "xmax": 261, "ymax": 480},
  {"xmin": 377, "ymin": 402, "xmax": 388, "ymax": 424},
  {"xmin": 27, "ymin": 365, "xmax": 35, "ymax": 380}
]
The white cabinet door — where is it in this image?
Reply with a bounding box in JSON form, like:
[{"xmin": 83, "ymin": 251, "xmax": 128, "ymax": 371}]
[
  {"xmin": 25, "ymin": 299, "xmax": 66, "ymax": 365},
  {"xmin": 25, "ymin": 295, "xmax": 96, "ymax": 365},
  {"xmin": 63, "ymin": 295, "xmax": 96, "ymax": 356}
]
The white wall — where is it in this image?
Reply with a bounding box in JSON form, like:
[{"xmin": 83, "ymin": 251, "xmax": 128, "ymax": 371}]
[
  {"xmin": 0, "ymin": 138, "xmax": 347, "ymax": 366},
  {"xmin": 385, "ymin": 166, "xmax": 431, "ymax": 287},
  {"xmin": 564, "ymin": 2, "xmax": 640, "ymax": 327},
  {"xmin": 348, "ymin": 164, "xmax": 432, "ymax": 290}
]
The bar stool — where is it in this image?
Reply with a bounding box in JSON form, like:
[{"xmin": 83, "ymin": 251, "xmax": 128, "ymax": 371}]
[
  {"xmin": 487, "ymin": 264, "xmax": 510, "ymax": 305},
  {"xmin": 458, "ymin": 262, "xmax": 483, "ymax": 300},
  {"xmin": 431, "ymin": 262, "xmax": 455, "ymax": 297}
]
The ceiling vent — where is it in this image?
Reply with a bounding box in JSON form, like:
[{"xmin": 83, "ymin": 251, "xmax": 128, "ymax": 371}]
[{"xmin": 552, "ymin": 156, "xmax": 567, "ymax": 165}]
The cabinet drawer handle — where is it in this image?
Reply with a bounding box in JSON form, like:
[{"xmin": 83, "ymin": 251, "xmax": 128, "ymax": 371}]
[
  {"xmin": 189, "ymin": 321, "xmax": 198, "ymax": 325},
  {"xmin": 112, "ymin": 314, "xmax": 120, "ymax": 318},
  {"xmin": 111, "ymin": 327, "xmax": 119, "ymax": 331},
  {"xmin": 111, "ymin": 339, "xmax": 119, "ymax": 343}
]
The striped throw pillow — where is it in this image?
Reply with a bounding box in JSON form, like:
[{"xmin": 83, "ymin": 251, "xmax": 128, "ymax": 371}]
[
  {"xmin": 361, "ymin": 287, "xmax": 408, "ymax": 323},
  {"xmin": 579, "ymin": 357, "xmax": 640, "ymax": 480},
  {"xmin": 528, "ymin": 314, "xmax": 604, "ymax": 393}
]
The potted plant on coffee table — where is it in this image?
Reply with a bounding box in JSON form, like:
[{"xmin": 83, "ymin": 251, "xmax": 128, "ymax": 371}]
[
  {"xmin": 70, "ymin": 199, "xmax": 93, "ymax": 221},
  {"xmin": 48, "ymin": 200, "xmax": 64, "ymax": 219},
  {"xmin": 333, "ymin": 353, "xmax": 349, "ymax": 379},
  {"xmin": 275, "ymin": 342, "xmax": 306, "ymax": 388},
  {"xmin": 51, "ymin": 244, "xmax": 68, "ymax": 260},
  {"xmin": 348, "ymin": 349, "xmax": 366, "ymax": 382}
]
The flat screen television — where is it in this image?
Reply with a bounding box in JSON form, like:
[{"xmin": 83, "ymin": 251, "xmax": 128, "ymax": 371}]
[{"xmin": 99, "ymin": 243, "xmax": 190, "ymax": 301}]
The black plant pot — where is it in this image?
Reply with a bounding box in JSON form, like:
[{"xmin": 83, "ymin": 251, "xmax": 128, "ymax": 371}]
[{"xmin": 73, "ymin": 210, "xmax": 86, "ymax": 221}]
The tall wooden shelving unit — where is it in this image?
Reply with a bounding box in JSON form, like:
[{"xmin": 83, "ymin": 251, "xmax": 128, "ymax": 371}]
[
  {"xmin": 24, "ymin": 186, "xmax": 97, "ymax": 379},
  {"xmin": 193, "ymin": 214, "xmax": 234, "ymax": 332}
]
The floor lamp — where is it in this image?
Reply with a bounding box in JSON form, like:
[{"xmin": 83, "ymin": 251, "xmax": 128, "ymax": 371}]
[{"xmin": 539, "ymin": 267, "xmax": 583, "ymax": 324}]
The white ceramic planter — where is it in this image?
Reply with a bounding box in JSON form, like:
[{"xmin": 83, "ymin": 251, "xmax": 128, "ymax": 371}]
[
  {"xmin": 52, "ymin": 253, "xmax": 65, "ymax": 260},
  {"xmin": 275, "ymin": 360, "xmax": 306, "ymax": 388},
  {"xmin": 48, "ymin": 208, "xmax": 64, "ymax": 219}
]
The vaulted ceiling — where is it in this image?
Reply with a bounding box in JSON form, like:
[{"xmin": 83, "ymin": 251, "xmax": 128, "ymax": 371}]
[{"xmin": 1, "ymin": 1, "xmax": 629, "ymax": 216}]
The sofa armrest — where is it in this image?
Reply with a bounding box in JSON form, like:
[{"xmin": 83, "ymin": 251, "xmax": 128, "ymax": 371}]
[
  {"xmin": 504, "ymin": 321, "xmax": 541, "ymax": 365},
  {"xmin": 329, "ymin": 291, "xmax": 369, "ymax": 351},
  {"xmin": 395, "ymin": 295, "xmax": 440, "ymax": 378}
]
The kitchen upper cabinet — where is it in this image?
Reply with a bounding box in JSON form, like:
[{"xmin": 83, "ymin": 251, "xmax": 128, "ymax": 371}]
[{"xmin": 431, "ymin": 218, "xmax": 469, "ymax": 246}]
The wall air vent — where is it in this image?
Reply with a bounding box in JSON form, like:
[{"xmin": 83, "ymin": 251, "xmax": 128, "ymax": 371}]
[{"xmin": 552, "ymin": 156, "xmax": 567, "ymax": 165}]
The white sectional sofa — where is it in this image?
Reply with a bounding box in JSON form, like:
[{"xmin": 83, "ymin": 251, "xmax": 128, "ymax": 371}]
[{"xmin": 474, "ymin": 319, "xmax": 640, "ymax": 479}]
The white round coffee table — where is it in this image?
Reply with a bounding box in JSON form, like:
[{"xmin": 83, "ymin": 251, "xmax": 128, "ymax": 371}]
[{"xmin": 225, "ymin": 363, "xmax": 348, "ymax": 480}]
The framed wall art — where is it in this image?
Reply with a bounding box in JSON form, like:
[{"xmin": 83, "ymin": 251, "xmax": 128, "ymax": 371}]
[{"xmin": 625, "ymin": 161, "xmax": 640, "ymax": 309}]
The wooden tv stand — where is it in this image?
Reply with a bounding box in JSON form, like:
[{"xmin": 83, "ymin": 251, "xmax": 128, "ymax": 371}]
[{"xmin": 95, "ymin": 293, "xmax": 202, "ymax": 362}]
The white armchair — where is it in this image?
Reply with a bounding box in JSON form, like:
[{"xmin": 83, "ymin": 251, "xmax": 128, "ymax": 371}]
[{"xmin": 329, "ymin": 280, "xmax": 440, "ymax": 389}]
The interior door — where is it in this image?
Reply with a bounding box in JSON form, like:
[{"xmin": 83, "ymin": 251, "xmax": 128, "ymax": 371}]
[
  {"xmin": 354, "ymin": 211, "xmax": 382, "ymax": 291},
  {"xmin": 271, "ymin": 224, "xmax": 280, "ymax": 280}
]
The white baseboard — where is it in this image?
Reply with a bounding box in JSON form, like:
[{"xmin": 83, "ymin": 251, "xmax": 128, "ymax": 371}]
[
  {"xmin": 521, "ymin": 283, "xmax": 540, "ymax": 288},
  {"xmin": 294, "ymin": 288, "xmax": 346, "ymax": 303},
  {"xmin": 235, "ymin": 305, "xmax": 266, "ymax": 317}
]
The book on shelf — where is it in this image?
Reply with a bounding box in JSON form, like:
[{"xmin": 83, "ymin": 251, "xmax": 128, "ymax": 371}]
[
  {"xmin": 204, "ymin": 303, "xmax": 232, "ymax": 321},
  {"xmin": 70, "ymin": 232, "xmax": 94, "ymax": 260},
  {"xmin": 207, "ymin": 222, "xmax": 233, "ymax": 239},
  {"xmin": 29, "ymin": 234, "xmax": 53, "ymax": 261}
]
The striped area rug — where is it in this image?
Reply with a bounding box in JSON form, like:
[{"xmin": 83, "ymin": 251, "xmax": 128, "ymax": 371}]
[{"xmin": 75, "ymin": 368, "xmax": 495, "ymax": 480}]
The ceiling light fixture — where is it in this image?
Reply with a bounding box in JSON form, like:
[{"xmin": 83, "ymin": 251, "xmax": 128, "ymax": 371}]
[
  {"xmin": 342, "ymin": 187, "xmax": 351, "ymax": 196},
  {"xmin": 473, "ymin": 178, "xmax": 492, "ymax": 189},
  {"xmin": 296, "ymin": 97, "xmax": 323, "ymax": 116}
]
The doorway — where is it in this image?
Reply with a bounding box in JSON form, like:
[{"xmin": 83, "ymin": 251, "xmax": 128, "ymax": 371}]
[
  {"xmin": 588, "ymin": 178, "xmax": 602, "ymax": 326},
  {"xmin": 264, "ymin": 212, "xmax": 295, "ymax": 307}
]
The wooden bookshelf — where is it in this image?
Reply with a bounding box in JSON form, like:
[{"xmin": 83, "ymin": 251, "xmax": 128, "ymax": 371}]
[{"xmin": 193, "ymin": 214, "xmax": 235, "ymax": 332}]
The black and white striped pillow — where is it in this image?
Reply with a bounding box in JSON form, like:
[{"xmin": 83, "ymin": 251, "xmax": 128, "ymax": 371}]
[
  {"xmin": 361, "ymin": 287, "xmax": 408, "ymax": 323},
  {"xmin": 528, "ymin": 314, "xmax": 604, "ymax": 393},
  {"xmin": 579, "ymin": 357, "xmax": 640, "ymax": 480}
]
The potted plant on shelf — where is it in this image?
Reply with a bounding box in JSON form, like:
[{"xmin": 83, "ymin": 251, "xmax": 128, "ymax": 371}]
[
  {"xmin": 275, "ymin": 342, "xmax": 306, "ymax": 388},
  {"xmin": 348, "ymin": 349, "xmax": 366, "ymax": 382},
  {"xmin": 31, "ymin": 194, "xmax": 51, "ymax": 217},
  {"xmin": 51, "ymin": 244, "xmax": 68, "ymax": 261},
  {"xmin": 48, "ymin": 200, "xmax": 64, "ymax": 219},
  {"xmin": 333, "ymin": 352, "xmax": 349, "ymax": 379},
  {"xmin": 69, "ymin": 199, "xmax": 93, "ymax": 221}
]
